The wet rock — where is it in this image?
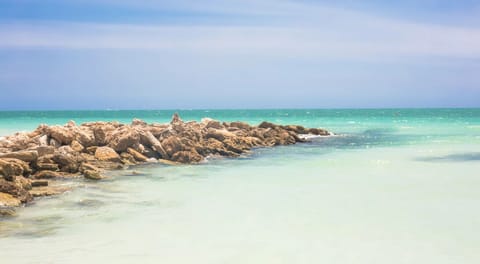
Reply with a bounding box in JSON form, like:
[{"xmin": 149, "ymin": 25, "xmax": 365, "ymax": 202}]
[
  {"xmin": 120, "ymin": 152, "xmax": 136, "ymax": 165},
  {"xmin": 127, "ymin": 147, "xmax": 148, "ymax": 162},
  {"xmin": 171, "ymin": 150, "xmax": 203, "ymax": 163},
  {"xmin": 83, "ymin": 169, "xmax": 104, "ymax": 180},
  {"xmin": 78, "ymin": 162, "xmax": 100, "ymax": 173},
  {"xmin": 95, "ymin": 147, "xmax": 121, "ymax": 162},
  {"xmin": 307, "ymin": 128, "xmax": 330, "ymax": 136},
  {"xmin": 158, "ymin": 159, "xmax": 181, "ymax": 166},
  {"xmin": 29, "ymin": 185, "xmax": 72, "ymax": 197}
]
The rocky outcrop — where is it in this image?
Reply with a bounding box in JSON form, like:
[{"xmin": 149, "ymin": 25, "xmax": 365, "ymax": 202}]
[{"xmin": 0, "ymin": 114, "xmax": 330, "ymax": 213}]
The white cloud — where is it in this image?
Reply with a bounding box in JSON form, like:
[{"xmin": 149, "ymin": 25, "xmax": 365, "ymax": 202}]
[{"xmin": 1, "ymin": 1, "xmax": 480, "ymax": 59}]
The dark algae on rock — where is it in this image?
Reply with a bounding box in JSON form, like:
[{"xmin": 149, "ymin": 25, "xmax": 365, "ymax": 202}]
[{"xmin": 0, "ymin": 113, "xmax": 330, "ymax": 215}]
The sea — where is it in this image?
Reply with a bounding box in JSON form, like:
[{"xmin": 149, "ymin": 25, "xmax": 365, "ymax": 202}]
[{"xmin": 1, "ymin": 109, "xmax": 479, "ymax": 264}]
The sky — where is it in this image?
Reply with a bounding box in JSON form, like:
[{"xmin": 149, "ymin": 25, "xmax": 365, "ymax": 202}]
[{"xmin": 0, "ymin": 0, "xmax": 479, "ymax": 110}]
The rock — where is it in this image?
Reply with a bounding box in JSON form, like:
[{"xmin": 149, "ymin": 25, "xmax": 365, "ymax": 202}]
[
  {"xmin": 49, "ymin": 138, "xmax": 61, "ymax": 147},
  {"xmin": 83, "ymin": 169, "xmax": 104, "ymax": 180},
  {"xmin": 171, "ymin": 113, "xmax": 183, "ymax": 125},
  {"xmin": 141, "ymin": 146, "xmax": 160, "ymax": 159},
  {"xmin": 79, "ymin": 163, "xmax": 100, "ymax": 173},
  {"xmin": 204, "ymin": 120, "xmax": 224, "ymax": 129},
  {"xmin": 36, "ymin": 146, "xmax": 55, "ymax": 156},
  {"xmin": 140, "ymin": 131, "xmax": 168, "ymax": 158},
  {"xmin": 205, "ymin": 128, "xmax": 235, "ymax": 141},
  {"xmin": 258, "ymin": 121, "xmax": 278, "ymax": 129},
  {"xmin": 93, "ymin": 126, "xmax": 108, "ymax": 146},
  {"xmin": 36, "ymin": 162, "xmax": 59, "ymax": 171},
  {"xmin": 132, "ymin": 118, "xmax": 147, "ymax": 126},
  {"xmin": 47, "ymin": 125, "xmax": 75, "ymax": 145},
  {"xmin": 86, "ymin": 146, "xmax": 98, "ymax": 154},
  {"xmin": 229, "ymin": 121, "xmax": 251, "ymax": 130},
  {"xmin": 75, "ymin": 129, "xmax": 95, "ymax": 147},
  {"xmin": 33, "ymin": 170, "xmax": 63, "ymax": 179},
  {"xmin": 161, "ymin": 136, "xmax": 184, "ymax": 157},
  {"xmin": 38, "ymin": 134, "xmax": 49, "ymax": 146},
  {"xmin": 52, "ymin": 152, "xmax": 81, "ymax": 173},
  {"xmin": 108, "ymin": 127, "xmax": 140, "ymax": 152},
  {"xmin": 0, "ymin": 159, "xmax": 24, "ymax": 181},
  {"xmin": 171, "ymin": 150, "xmax": 203, "ymax": 163},
  {"xmin": 0, "ymin": 192, "xmax": 21, "ymax": 207},
  {"xmin": 95, "ymin": 147, "xmax": 121, "ymax": 162},
  {"xmin": 0, "ymin": 178, "xmax": 32, "ymax": 203},
  {"xmin": 70, "ymin": 140, "xmax": 84, "ymax": 152},
  {"xmin": 0, "ymin": 150, "xmax": 38, "ymax": 162},
  {"xmin": 0, "ymin": 207, "xmax": 17, "ymax": 217},
  {"xmin": 31, "ymin": 180, "xmax": 48, "ymax": 187},
  {"xmin": 15, "ymin": 176, "xmax": 32, "ymax": 191},
  {"xmin": 29, "ymin": 186, "xmax": 72, "ymax": 197},
  {"xmin": 307, "ymin": 128, "xmax": 330, "ymax": 136},
  {"xmin": 158, "ymin": 159, "xmax": 181, "ymax": 166},
  {"xmin": 120, "ymin": 152, "xmax": 136, "ymax": 165},
  {"xmin": 127, "ymin": 148, "xmax": 148, "ymax": 162}
]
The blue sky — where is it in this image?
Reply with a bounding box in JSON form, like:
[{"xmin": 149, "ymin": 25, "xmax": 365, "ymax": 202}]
[{"xmin": 1, "ymin": 0, "xmax": 479, "ymax": 110}]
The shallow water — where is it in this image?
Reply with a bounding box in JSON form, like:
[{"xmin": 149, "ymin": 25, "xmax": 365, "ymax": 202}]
[{"xmin": 1, "ymin": 109, "xmax": 480, "ymax": 264}]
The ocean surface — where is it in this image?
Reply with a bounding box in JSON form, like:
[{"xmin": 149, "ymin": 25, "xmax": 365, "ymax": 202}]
[{"xmin": 1, "ymin": 109, "xmax": 480, "ymax": 264}]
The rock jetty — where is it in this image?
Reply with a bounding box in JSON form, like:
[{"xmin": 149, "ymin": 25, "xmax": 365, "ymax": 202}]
[{"xmin": 0, "ymin": 114, "xmax": 330, "ymax": 215}]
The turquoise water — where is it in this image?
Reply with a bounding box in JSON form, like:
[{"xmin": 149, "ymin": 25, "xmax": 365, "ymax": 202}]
[{"xmin": 1, "ymin": 109, "xmax": 480, "ymax": 263}]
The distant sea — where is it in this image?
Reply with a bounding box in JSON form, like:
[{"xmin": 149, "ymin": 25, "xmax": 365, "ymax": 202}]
[{"xmin": 1, "ymin": 109, "xmax": 480, "ymax": 264}]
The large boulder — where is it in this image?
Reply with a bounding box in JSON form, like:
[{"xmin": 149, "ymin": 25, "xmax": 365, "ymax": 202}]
[
  {"xmin": 108, "ymin": 127, "xmax": 140, "ymax": 152},
  {"xmin": 94, "ymin": 147, "xmax": 121, "ymax": 162},
  {"xmin": 75, "ymin": 128, "xmax": 96, "ymax": 147},
  {"xmin": 47, "ymin": 125, "xmax": 75, "ymax": 145},
  {"xmin": 0, "ymin": 158, "xmax": 31, "ymax": 181}
]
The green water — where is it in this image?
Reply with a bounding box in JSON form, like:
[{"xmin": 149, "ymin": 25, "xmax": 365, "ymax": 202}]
[{"xmin": 1, "ymin": 109, "xmax": 480, "ymax": 264}]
